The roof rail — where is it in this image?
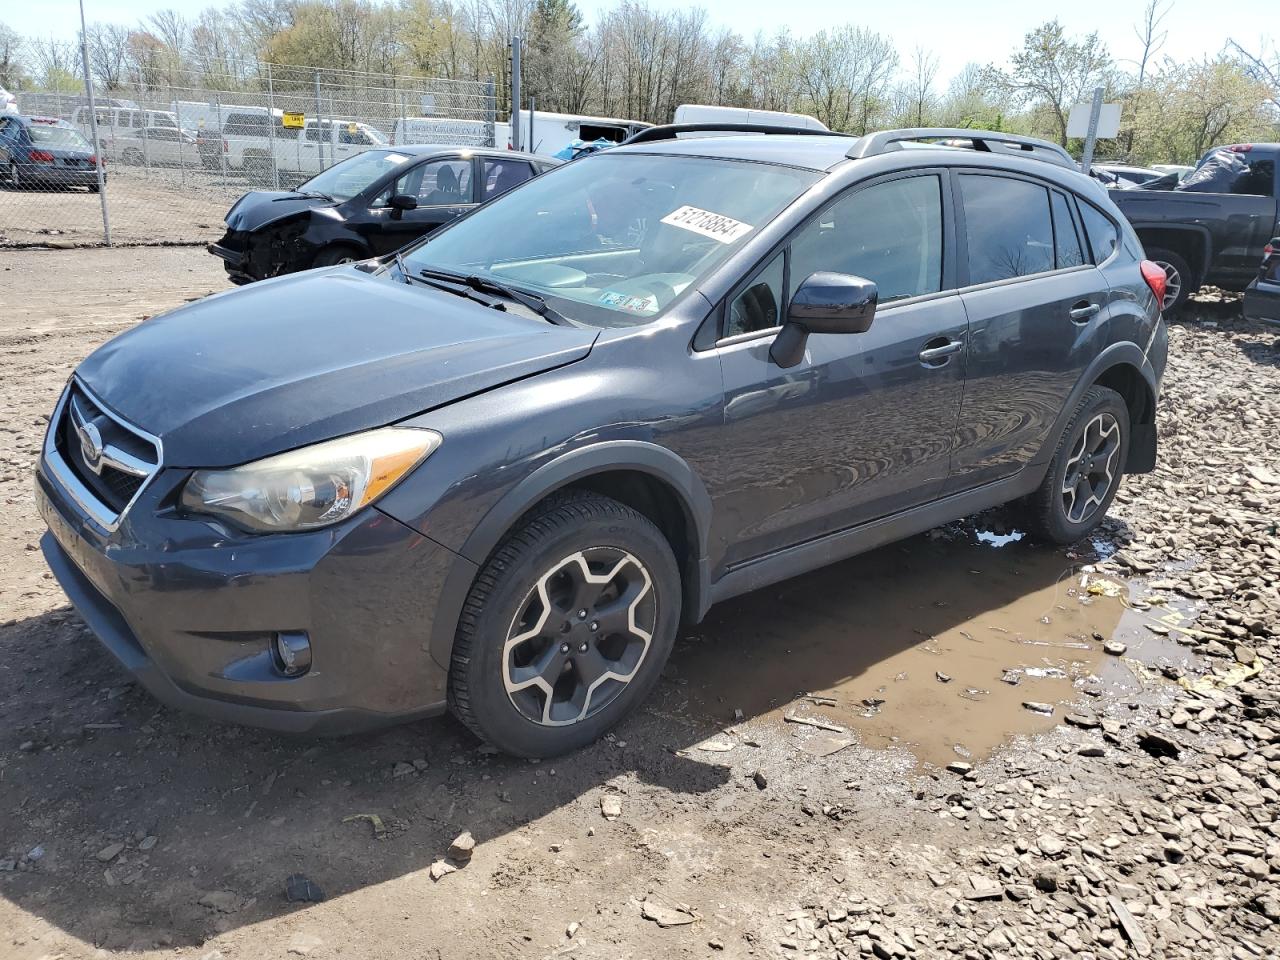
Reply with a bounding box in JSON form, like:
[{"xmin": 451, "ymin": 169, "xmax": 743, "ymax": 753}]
[
  {"xmin": 620, "ymin": 122, "xmax": 851, "ymax": 145},
  {"xmin": 847, "ymin": 128, "xmax": 1077, "ymax": 169}
]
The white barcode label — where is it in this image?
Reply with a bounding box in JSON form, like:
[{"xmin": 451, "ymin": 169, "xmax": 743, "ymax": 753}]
[{"xmin": 660, "ymin": 205, "xmax": 753, "ymax": 244}]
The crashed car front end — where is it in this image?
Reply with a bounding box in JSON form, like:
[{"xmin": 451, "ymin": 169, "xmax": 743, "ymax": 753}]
[{"xmin": 208, "ymin": 191, "xmax": 333, "ymax": 283}]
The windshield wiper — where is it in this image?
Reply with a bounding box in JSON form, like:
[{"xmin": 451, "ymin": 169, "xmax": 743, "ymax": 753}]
[
  {"xmin": 392, "ymin": 258, "xmax": 507, "ymax": 310},
  {"xmin": 292, "ymin": 190, "xmax": 334, "ymax": 201},
  {"xmin": 418, "ymin": 268, "xmax": 571, "ymax": 325}
]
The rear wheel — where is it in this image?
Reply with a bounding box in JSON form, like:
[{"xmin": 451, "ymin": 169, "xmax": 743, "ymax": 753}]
[
  {"xmin": 1024, "ymin": 386, "xmax": 1130, "ymax": 544},
  {"xmin": 1145, "ymin": 246, "xmax": 1193, "ymax": 312},
  {"xmin": 448, "ymin": 491, "xmax": 681, "ymax": 757},
  {"xmin": 122, "ymin": 148, "xmax": 144, "ymax": 166}
]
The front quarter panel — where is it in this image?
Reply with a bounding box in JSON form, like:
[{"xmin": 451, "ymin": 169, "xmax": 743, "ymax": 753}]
[{"xmin": 376, "ymin": 314, "xmax": 724, "ymax": 560}]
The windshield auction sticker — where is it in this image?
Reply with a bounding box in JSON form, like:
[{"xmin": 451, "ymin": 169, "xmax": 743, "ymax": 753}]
[{"xmin": 660, "ymin": 206, "xmax": 753, "ymax": 244}]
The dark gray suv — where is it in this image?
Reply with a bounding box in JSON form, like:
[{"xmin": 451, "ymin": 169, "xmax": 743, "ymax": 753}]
[{"xmin": 35, "ymin": 125, "xmax": 1168, "ymax": 757}]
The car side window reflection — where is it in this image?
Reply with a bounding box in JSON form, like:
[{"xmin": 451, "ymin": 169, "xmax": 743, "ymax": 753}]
[
  {"xmin": 959, "ymin": 174, "xmax": 1055, "ymax": 283},
  {"xmin": 726, "ymin": 251, "xmax": 784, "ymax": 338},
  {"xmin": 789, "ymin": 175, "xmax": 943, "ymax": 303}
]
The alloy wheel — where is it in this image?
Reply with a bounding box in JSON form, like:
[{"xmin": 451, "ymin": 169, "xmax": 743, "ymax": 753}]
[
  {"xmin": 1061, "ymin": 412, "xmax": 1122, "ymax": 524},
  {"xmin": 503, "ymin": 547, "xmax": 656, "ymax": 727},
  {"xmin": 1153, "ymin": 259, "xmax": 1181, "ymax": 311}
]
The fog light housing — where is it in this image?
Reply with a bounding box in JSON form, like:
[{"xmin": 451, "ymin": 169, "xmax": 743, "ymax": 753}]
[{"xmin": 274, "ymin": 631, "xmax": 312, "ymax": 677}]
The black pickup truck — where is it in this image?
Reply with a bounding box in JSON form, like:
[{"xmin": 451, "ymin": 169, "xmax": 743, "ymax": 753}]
[{"xmin": 1110, "ymin": 144, "xmax": 1279, "ymax": 310}]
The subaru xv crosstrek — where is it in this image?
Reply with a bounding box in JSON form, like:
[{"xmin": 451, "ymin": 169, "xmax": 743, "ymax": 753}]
[{"xmin": 36, "ymin": 125, "xmax": 1168, "ymax": 757}]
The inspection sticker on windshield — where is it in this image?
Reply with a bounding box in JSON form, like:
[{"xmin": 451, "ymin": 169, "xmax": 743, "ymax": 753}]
[
  {"xmin": 660, "ymin": 205, "xmax": 753, "ymax": 244},
  {"xmin": 599, "ymin": 291, "xmax": 658, "ymax": 314}
]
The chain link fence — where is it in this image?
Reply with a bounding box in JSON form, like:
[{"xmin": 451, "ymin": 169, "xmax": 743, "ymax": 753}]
[{"xmin": 1, "ymin": 43, "xmax": 497, "ymax": 248}]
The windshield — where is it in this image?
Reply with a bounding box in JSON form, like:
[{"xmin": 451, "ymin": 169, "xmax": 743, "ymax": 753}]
[
  {"xmin": 297, "ymin": 149, "xmax": 411, "ymax": 201},
  {"xmin": 28, "ymin": 125, "xmax": 91, "ymax": 150},
  {"xmin": 402, "ymin": 152, "xmax": 819, "ymax": 327}
]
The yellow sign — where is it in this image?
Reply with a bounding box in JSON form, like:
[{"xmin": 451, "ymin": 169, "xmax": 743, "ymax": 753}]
[
  {"xmin": 347, "ymin": 122, "xmax": 358, "ymax": 135},
  {"xmin": 282, "ymin": 111, "xmax": 305, "ymax": 129}
]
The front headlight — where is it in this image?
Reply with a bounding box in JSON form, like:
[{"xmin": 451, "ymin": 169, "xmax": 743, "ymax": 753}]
[{"xmin": 181, "ymin": 427, "xmax": 441, "ymax": 533}]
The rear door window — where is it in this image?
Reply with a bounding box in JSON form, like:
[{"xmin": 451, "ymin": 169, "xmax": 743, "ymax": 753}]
[
  {"xmin": 481, "ymin": 158, "xmax": 536, "ymax": 199},
  {"xmin": 959, "ymin": 174, "xmax": 1054, "ymax": 284},
  {"xmin": 1051, "ymin": 191, "xmax": 1085, "ymax": 269}
]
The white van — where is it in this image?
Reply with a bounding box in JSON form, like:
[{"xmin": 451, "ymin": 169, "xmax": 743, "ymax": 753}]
[
  {"xmin": 672, "ymin": 104, "xmax": 828, "ymax": 133},
  {"xmin": 510, "ymin": 110, "xmax": 650, "ymax": 157},
  {"xmin": 73, "ymin": 105, "xmax": 184, "ymax": 135}
]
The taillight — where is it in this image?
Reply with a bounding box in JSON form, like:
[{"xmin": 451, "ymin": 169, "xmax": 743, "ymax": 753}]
[
  {"xmin": 1265, "ymin": 242, "xmax": 1275, "ymax": 260},
  {"xmin": 221, "ymin": 140, "xmax": 228, "ymax": 153},
  {"xmin": 88, "ymin": 154, "xmax": 98, "ymax": 166},
  {"xmin": 28, "ymin": 149, "xmax": 54, "ymax": 163},
  {"xmin": 1140, "ymin": 260, "xmax": 1167, "ymax": 309}
]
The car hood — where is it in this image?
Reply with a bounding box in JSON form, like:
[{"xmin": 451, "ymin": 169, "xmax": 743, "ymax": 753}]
[
  {"xmin": 74, "ymin": 267, "xmax": 598, "ymax": 467},
  {"xmin": 225, "ymin": 191, "xmax": 334, "ymax": 231}
]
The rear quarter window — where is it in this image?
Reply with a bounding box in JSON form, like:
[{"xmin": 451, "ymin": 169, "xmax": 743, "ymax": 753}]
[{"xmin": 1077, "ymin": 202, "xmax": 1119, "ymax": 264}]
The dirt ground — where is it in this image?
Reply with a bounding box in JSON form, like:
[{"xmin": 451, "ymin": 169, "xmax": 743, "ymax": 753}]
[
  {"xmin": 1, "ymin": 247, "xmax": 1279, "ymax": 960},
  {"xmin": 0, "ymin": 167, "xmax": 236, "ymax": 247}
]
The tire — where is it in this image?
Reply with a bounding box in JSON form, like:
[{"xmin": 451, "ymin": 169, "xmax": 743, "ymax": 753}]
[
  {"xmin": 1144, "ymin": 246, "xmax": 1194, "ymax": 313},
  {"xmin": 312, "ymin": 245, "xmax": 364, "ymax": 268},
  {"xmin": 122, "ymin": 148, "xmax": 143, "ymax": 166},
  {"xmin": 448, "ymin": 491, "xmax": 682, "ymax": 757},
  {"xmin": 1024, "ymin": 386, "xmax": 1130, "ymax": 545}
]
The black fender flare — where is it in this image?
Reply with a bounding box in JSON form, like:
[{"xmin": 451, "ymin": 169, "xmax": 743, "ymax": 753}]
[
  {"xmin": 1032, "ymin": 342, "xmax": 1159, "ymax": 473},
  {"xmin": 426, "ymin": 440, "xmax": 714, "ymax": 671},
  {"xmin": 1130, "ymin": 222, "xmax": 1212, "ymax": 282}
]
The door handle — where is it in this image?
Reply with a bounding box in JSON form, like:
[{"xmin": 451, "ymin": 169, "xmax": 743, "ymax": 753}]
[
  {"xmin": 1069, "ymin": 301, "xmax": 1100, "ymax": 322},
  {"xmin": 918, "ymin": 338, "xmax": 963, "ymax": 365}
]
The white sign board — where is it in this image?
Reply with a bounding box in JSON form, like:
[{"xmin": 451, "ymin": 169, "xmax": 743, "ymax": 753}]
[{"xmin": 1067, "ymin": 102, "xmax": 1121, "ymax": 139}]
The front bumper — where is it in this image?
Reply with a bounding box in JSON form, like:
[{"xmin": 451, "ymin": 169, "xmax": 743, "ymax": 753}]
[
  {"xmin": 207, "ymin": 241, "xmax": 255, "ymax": 284},
  {"xmin": 36, "ymin": 456, "xmax": 473, "ymax": 734},
  {"xmin": 1244, "ymin": 279, "xmax": 1280, "ymax": 327}
]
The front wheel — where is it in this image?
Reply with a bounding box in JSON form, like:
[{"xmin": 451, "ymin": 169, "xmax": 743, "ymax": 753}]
[
  {"xmin": 448, "ymin": 491, "xmax": 681, "ymax": 757},
  {"xmin": 1024, "ymin": 386, "xmax": 1130, "ymax": 544},
  {"xmin": 312, "ymin": 245, "xmax": 364, "ymax": 268}
]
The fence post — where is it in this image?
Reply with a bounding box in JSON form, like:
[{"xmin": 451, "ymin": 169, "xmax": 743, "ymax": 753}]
[
  {"xmin": 266, "ymin": 61, "xmax": 279, "ymax": 189},
  {"xmin": 216, "ymin": 94, "xmax": 227, "ymax": 181},
  {"xmin": 485, "ymin": 77, "xmax": 495, "ymax": 148},
  {"xmin": 313, "ymin": 70, "xmax": 325, "ymax": 171},
  {"xmin": 77, "ymin": 4, "xmax": 111, "ymax": 245}
]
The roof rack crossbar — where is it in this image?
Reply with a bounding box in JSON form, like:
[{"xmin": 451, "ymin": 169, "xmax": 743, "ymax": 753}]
[
  {"xmin": 620, "ymin": 122, "xmax": 851, "ymax": 146},
  {"xmin": 847, "ymin": 128, "xmax": 1076, "ymax": 169}
]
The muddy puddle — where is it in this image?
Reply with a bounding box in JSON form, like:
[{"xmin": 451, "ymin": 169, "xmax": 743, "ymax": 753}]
[{"xmin": 672, "ymin": 524, "xmax": 1196, "ymax": 769}]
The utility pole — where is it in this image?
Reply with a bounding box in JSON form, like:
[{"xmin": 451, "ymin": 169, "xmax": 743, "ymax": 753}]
[{"xmin": 78, "ymin": 0, "xmax": 111, "ymax": 244}]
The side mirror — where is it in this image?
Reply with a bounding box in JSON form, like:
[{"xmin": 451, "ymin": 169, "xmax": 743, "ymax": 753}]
[
  {"xmin": 388, "ymin": 193, "xmax": 418, "ymax": 219},
  {"xmin": 770, "ymin": 271, "xmax": 877, "ymax": 368}
]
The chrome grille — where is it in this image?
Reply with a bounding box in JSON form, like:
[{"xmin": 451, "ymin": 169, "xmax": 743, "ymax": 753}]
[{"xmin": 46, "ymin": 381, "xmax": 161, "ymax": 529}]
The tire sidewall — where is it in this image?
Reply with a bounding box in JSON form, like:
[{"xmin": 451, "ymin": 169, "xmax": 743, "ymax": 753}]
[
  {"xmin": 460, "ymin": 515, "xmax": 681, "ymax": 758},
  {"xmin": 1042, "ymin": 389, "xmax": 1130, "ymax": 542}
]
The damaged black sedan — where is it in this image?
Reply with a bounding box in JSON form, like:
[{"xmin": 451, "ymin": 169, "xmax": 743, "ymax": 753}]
[{"xmin": 208, "ymin": 145, "xmax": 557, "ymax": 284}]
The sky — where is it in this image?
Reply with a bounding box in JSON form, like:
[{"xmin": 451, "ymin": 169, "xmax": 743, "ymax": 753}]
[{"xmin": 6, "ymin": 0, "xmax": 1273, "ymax": 87}]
